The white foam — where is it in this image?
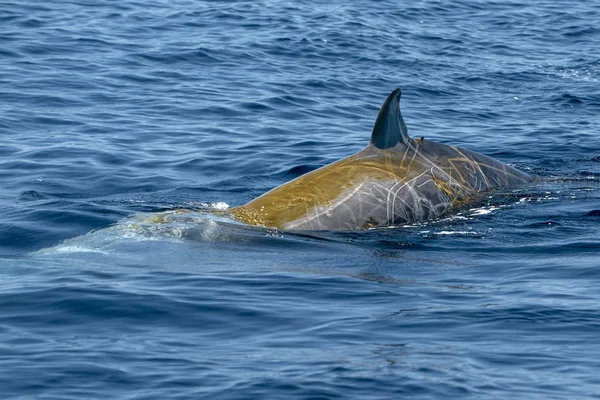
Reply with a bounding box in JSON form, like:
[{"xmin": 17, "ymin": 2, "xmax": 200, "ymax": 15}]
[
  {"xmin": 45, "ymin": 245, "xmax": 108, "ymax": 254},
  {"xmin": 469, "ymin": 206, "xmax": 499, "ymax": 216},
  {"xmin": 210, "ymin": 202, "xmax": 229, "ymax": 210},
  {"xmin": 435, "ymin": 231, "xmax": 479, "ymax": 236}
]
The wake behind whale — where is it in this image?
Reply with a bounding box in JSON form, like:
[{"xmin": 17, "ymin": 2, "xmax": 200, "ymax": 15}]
[{"xmin": 231, "ymin": 89, "xmax": 533, "ymax": 231}]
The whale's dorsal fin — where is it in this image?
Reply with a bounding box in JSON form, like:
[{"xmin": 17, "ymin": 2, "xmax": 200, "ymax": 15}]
[{"xmin": 370, "ymin": 88, "xmax": 413, "ymax": 149}]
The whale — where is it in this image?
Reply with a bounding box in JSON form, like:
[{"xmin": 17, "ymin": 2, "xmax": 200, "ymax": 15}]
[{"xmin": 230, "ymin": 88, "xmax": 533, "ymax": 231}]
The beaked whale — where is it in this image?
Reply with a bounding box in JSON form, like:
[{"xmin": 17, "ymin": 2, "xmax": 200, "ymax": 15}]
[{"xmin": 231, "ymin": 89, "xmax": 533, "ymax": 231}]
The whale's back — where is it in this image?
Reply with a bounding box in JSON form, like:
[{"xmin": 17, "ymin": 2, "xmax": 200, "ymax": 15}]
[{"xmin": 231, "ymin": 89, "xmax": 533, "ymax": 231}]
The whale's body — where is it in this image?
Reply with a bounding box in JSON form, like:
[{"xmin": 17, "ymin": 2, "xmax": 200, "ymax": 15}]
[{"xmin": 231, "ymin": 89, "xmax": 532, "ymax": 231}]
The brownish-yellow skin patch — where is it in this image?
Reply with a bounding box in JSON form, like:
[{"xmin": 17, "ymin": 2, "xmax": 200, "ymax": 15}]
[
  {"xmin": 230, "ymin": 140, "xmax": 531, "ymax": 230},
  {"xmin": 232, "ymin": 151, "xmax": 401, "ymax": 228}
]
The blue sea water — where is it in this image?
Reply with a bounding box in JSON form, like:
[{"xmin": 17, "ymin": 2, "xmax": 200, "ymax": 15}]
[{"xmin": 1, "ymin": 0, "xmax": 600, "ymax": 398}]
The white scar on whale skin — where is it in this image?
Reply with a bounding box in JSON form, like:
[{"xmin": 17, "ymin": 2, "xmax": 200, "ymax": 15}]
[{"xmin": 230, "ymin": 88, "xmax": 533, "ymax": 231}]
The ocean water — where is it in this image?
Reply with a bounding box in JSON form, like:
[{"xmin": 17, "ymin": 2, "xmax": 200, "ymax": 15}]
[{"xmin": 1, "ymin": 0, "xmax": 599, "ymax": 398}]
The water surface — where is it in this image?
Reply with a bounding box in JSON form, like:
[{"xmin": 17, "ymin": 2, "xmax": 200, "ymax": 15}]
[{"xmin": 1, "ymin": 0, "xmax": 599, "ymax": 398}]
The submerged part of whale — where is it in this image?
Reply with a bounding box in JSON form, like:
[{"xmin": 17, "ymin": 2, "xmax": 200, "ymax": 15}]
[{"xmin": 231, "ymin": 89, "xmax": 533, "ymax": 231}]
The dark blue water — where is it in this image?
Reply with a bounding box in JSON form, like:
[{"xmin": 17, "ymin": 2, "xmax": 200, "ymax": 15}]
[{"xmin": 1, "ymin": 1, "xmax": 600, "ymax": 398}]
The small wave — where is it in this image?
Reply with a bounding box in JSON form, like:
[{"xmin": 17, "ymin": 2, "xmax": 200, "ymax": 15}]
[
  {"xmin": 536, "ymin": 63, "xmax": 599, "ymax": 82},
  {"xmin": 468, "ymin": 206, "xmax": 500, "ymax": 216},
  {"xmin": 51, "ymin": 245, "xmax": 108, "ymax": 254},
  {"xmin": 434, "ymin": 230, "xmax": 481, "ymax": 236}
]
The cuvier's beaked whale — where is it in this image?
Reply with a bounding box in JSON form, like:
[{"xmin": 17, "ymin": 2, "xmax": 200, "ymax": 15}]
[{"xmin": 231, "ymin": 89, "xmax": 533, "ymax": 231}]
